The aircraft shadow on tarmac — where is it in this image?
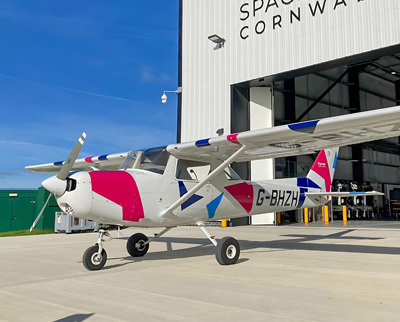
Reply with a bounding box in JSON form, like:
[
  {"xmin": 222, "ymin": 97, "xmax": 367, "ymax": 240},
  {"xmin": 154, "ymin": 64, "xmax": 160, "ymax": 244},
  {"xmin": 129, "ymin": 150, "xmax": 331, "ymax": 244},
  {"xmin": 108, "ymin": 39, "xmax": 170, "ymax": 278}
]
[
  {"xmin": 105, "ymin": 229, "xmax": 399, "ymax": 269},
  {"xmin": 53, "ymin": 313, "xmax": 94, "ymax": 322}
]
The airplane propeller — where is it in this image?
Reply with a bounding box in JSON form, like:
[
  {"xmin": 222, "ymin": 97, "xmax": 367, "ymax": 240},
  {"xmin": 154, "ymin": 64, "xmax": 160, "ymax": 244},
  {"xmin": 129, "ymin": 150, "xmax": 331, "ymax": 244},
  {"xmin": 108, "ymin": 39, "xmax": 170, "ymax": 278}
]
[{"xmin": 30, "ymin": 132, "xmax": 86, "ymax": 232}]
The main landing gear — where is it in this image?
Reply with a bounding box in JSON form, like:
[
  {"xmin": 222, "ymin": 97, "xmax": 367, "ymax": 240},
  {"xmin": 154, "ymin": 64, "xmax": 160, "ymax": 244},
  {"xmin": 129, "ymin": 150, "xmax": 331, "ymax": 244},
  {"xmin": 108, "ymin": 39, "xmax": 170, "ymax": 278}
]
[
  {"xmin": 126, "ymin": 227, "xmax": 172, "ymax": 258},
  {"xmin": 82, "ymin": 224, "xmax": 240, "ymax": 271},
  {"xmin": 197, "ymin": 221, "xmax": 240, "ymax": 265}
]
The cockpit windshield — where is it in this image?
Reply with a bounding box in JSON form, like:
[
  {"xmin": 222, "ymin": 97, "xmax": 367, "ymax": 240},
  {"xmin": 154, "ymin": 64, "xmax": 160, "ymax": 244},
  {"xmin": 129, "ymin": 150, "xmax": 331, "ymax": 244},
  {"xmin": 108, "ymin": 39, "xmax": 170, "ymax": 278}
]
[
  {"xmin": 119, "ymin": 146, "xmax": 169, "ymax": 175},
  {"xmin": 120, "ymin": 150, "xmax": 141, "ymax": 170}
]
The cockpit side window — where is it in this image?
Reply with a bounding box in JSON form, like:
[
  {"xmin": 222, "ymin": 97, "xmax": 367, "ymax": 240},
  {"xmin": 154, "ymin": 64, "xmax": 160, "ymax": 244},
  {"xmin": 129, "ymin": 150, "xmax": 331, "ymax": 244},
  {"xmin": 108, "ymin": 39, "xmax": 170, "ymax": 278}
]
[
  {"xmin": 176, "ymin": 160, "xmax": 211, "ymax": 182},
  {"xmin": 139, "ymin": 146, "xmax": 169, "ymax": 175}
]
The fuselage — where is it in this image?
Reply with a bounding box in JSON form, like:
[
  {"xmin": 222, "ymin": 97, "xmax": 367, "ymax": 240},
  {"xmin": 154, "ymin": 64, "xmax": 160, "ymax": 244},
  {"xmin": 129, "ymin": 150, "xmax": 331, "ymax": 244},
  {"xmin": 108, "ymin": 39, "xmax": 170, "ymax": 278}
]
[{"xmin": 55, "ymin": 165, "xmax": 325, "ymax": 228}]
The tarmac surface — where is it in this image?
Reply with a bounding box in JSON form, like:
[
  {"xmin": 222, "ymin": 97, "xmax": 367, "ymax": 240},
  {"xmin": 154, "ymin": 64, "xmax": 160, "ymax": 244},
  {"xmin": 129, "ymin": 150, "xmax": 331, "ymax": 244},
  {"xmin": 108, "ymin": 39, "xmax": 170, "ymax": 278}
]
[{"xmin": 1, "ymin": 222, "xmax": 400, "ymax": 322}]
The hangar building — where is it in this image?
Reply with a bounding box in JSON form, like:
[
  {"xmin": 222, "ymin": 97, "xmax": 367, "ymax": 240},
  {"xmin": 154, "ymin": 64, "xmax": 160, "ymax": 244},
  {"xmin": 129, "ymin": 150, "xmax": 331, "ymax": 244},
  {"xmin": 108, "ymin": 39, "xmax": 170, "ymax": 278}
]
[{"xmin": 177, "ymin": 0, "xmax": 400, "ymax": 224}]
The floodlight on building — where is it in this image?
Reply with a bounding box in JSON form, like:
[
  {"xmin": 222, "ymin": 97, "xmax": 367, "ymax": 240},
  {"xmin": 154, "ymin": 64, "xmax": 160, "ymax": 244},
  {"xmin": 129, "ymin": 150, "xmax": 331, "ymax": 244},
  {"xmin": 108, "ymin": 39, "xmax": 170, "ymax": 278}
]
[
  {"xmin": 208, "ymin": 34, "xmax": 226, "ymax": 48},
  {"xmin": 161, "ymin": 87, "xmax": 182, "ymax": 104},
  {"xmin": 392, "ymin": 71, "xmax": 397, "ymax": 75}
]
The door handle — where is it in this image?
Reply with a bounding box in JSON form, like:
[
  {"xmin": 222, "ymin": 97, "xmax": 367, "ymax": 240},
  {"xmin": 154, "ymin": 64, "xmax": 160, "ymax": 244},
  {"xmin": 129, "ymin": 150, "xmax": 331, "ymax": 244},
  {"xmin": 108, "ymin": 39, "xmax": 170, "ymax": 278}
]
[{"xmin": 12, "ymin": 216, "xmax": 17, "ymax": 220}]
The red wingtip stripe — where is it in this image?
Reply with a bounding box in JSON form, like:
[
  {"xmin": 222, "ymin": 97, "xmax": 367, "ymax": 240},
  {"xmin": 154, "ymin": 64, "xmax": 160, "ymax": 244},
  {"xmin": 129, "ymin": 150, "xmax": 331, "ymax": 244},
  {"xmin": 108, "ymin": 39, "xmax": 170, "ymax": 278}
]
[
  {"xmin": 227, "ymin": 133, "xmax": 241, "ymax": 145},
  {"xmin": 85, "ymin": 157, "xmax": 94, "ymax": 163}
]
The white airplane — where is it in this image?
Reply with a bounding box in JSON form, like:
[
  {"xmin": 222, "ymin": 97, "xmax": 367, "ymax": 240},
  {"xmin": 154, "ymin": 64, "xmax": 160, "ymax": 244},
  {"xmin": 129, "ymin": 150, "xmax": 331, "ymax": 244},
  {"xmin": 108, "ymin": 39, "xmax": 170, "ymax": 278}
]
[{"xmin": 27, "ymin": 106, "xmax": 400, "ymax": 270}]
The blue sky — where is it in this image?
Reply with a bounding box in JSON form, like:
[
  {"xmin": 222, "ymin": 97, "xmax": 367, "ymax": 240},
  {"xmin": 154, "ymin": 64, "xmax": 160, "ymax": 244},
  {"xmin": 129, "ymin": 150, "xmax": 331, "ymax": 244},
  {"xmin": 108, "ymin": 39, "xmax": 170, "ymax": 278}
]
[{"xmin": 0, "ymin": 1, "xmax": 179, "ymax": 188}]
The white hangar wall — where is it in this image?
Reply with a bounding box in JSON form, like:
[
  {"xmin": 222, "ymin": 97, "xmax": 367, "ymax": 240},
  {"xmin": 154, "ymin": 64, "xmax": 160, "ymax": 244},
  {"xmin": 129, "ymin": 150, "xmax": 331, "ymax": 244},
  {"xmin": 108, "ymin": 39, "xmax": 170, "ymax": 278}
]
[{"xmin": 180, "ymin": 0, "xmax": 400, "ymax": 142}]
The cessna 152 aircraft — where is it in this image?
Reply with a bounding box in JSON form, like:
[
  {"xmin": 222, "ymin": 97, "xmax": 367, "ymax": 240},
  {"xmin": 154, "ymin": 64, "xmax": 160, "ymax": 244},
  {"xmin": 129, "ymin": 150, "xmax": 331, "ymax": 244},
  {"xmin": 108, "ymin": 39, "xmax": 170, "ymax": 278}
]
[{"xmin": 27, "ymin": 106, "xmax": 400, "ymax": 270}]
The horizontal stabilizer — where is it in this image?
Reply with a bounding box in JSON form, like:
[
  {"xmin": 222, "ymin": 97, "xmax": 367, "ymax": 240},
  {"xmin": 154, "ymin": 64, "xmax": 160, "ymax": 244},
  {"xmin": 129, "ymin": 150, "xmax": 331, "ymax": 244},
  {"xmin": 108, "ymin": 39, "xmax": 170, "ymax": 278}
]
[{"xmin": 306, "ymin": 191, "xmax": 384, "ymax": 198}]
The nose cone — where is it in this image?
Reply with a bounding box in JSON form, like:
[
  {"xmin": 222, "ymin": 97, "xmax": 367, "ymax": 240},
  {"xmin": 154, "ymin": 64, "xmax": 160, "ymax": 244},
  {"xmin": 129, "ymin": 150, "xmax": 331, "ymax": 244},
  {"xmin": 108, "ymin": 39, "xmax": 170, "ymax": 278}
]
[
  {"xmin": 42, "ymin": 176, "xmax": 67, "ymax": 196},
  {"xmin": 56, "ymin": 172, "xmax": 92, "ymax": 219}
]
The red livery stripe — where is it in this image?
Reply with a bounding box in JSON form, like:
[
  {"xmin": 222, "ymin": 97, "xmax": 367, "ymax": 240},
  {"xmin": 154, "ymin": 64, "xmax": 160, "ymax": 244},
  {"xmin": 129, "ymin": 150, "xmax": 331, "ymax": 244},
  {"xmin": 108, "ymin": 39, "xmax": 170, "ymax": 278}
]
[
  {"xmin": 89, "ymin": 171, "xmax": 145, "ymax": 222},
  {"xmin": 225, "ymin": 182, "xmax": 254, "ymax": 213}
]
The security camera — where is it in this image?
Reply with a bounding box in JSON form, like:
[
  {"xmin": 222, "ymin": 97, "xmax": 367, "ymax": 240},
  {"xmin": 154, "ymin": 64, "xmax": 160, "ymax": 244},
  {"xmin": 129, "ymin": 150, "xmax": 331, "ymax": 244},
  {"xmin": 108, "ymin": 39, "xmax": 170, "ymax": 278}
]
[{"xmin": 161, "ymin": 93, "xmax": 167, "ymax": 104}]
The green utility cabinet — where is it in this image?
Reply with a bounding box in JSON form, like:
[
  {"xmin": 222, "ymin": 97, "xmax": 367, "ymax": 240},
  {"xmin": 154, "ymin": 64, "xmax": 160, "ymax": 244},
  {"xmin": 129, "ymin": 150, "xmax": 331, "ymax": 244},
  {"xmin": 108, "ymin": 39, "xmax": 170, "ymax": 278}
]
[{"xmin": 0, "ymin": 188, "xmax": 60, "ymax": 233}]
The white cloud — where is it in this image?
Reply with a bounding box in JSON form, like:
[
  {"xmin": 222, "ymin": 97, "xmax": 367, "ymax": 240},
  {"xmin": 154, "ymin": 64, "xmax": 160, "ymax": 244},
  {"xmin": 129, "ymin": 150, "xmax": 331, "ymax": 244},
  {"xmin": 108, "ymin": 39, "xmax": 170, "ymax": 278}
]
[{"xmin": 140, "ymin": 66, "xmax": 171, "ymax": 83}]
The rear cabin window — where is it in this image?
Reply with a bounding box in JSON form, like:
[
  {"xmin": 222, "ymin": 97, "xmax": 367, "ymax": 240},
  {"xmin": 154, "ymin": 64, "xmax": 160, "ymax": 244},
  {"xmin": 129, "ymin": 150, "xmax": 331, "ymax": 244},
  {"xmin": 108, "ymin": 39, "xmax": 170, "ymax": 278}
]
[
  {"xmin": 176, "ymin": 160, "xmax": 211, "ymax": 182},
  {"xmin": 224, "ymin": 166, "xmax": 241, "ymax": 180}
]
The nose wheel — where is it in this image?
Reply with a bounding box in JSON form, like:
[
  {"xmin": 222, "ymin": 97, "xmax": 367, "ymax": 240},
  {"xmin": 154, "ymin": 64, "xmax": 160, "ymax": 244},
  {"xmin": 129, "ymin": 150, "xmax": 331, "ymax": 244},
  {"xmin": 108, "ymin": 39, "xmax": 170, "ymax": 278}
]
[
  {"xmin": 83, "ymin": 245, "xmax": 107, "ymax": 271},
  {"xmin": 83, "ymin": 229, "xmax": 110, "ymax": 271}
]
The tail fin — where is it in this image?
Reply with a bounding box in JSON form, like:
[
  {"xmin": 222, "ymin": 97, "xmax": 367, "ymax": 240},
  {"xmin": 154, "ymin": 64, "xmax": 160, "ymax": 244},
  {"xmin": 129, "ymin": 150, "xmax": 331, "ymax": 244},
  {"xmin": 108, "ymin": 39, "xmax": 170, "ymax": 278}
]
[{"xmin": 307, "ymin": 148, "xmax": 339, "ymax": 193}]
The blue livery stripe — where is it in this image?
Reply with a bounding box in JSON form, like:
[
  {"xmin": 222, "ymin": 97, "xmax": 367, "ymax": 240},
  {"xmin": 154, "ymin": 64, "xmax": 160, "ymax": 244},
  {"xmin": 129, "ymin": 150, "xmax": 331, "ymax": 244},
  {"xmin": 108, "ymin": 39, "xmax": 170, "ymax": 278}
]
[
  {"xmin": 98, "ymin": 154, "xmax": 109, "ymax": 161},
  {"xmin": 178, "ymin": 181, "xmax": 187, "ymax": 197},
  {"xmin": 350, "ymin": 192, "xmax": 365, "ymax": 195},
  {"xmin": 333, "ymin": 152, "xmax": 338, "ymax": 169},
  {"xmin": 195, "ymin": 139, "xmax": 210, "ymax": 147},
  {"xmin": 297, "ymin": 188, "xmax": 308, "ymax": 208},
  {"xmin": 297, "ymin": 177, "xmax": 320, "ymax": 189},
  {"xmin": 178, "ymin": 181, "xmax": 203, "ymax": 210},
  {"xmin": 307, "ymin": 179, "xmax": 321, "ymax": 189},
  {"xmin": 297, "ymin": 177, "xmax": 308, "ymax": 187},
  {"xmin": 207, "ymin": 193, "xmax": 224, "ymax": 219},
  {"xmin": 68, "ymin": 171, "xmax": 81, "ymax": 176},
  {"xmin": 288, "ymin": 120, "xmax": 320, "ymax": 133},
  {"xmin": 54, "ymin": 161, "xmax": 64, "ymax": 166}
]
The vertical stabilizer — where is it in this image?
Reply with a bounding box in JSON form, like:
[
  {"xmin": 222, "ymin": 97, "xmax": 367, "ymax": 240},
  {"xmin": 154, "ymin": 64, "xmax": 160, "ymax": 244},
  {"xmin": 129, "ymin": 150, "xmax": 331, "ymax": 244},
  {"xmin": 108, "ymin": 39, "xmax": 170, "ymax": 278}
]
[{"xmin": 307, "ymin": 148, "xmax": 339, "ymax": 193}]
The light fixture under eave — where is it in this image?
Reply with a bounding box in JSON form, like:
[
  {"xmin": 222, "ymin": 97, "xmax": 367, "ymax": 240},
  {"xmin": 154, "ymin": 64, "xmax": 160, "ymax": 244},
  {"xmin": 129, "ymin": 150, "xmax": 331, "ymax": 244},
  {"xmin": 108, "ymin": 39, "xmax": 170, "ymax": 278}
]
[
  {"xmin": 208, "ymin": 34, "xmax": 226, "ymax": 49},
  {"xmin": 392, "ymin": 71, "xmax": 397, "ymax": 75}
]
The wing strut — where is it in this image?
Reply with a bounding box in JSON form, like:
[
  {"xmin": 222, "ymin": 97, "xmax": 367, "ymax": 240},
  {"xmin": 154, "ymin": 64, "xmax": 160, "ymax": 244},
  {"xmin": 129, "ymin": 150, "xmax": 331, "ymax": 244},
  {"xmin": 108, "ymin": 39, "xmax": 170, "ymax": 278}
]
[{"xmin": 159, "ymin": 145, "xmax": 247, "ymax": 219}]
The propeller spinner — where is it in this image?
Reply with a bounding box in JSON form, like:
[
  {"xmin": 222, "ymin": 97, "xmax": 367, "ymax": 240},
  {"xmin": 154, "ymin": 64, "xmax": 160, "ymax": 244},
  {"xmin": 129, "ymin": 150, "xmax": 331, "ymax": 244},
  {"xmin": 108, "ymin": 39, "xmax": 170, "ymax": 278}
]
[{"xmin": 30, "ymin": 132, "xmax": 86, "ymax": 232}]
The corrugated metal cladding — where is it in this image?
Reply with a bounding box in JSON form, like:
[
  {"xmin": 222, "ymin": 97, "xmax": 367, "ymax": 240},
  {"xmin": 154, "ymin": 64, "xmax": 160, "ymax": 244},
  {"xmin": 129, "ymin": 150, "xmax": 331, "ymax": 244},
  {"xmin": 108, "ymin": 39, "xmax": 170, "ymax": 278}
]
[{"xmin": 181, "ymin": 0, "xmax": 400, "ymax": 142}]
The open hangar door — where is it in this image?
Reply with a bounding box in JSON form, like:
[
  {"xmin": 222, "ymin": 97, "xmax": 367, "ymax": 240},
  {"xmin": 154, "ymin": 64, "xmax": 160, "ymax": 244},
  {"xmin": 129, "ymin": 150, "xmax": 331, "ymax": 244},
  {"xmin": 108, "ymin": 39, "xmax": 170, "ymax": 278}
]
[
  {"xmin": 230, "ymin": 53, "xmax": 400, "ymax": 225},
  {"xmin": 272, "ymin": 55, "xmax": 400, "ymax": 222}
]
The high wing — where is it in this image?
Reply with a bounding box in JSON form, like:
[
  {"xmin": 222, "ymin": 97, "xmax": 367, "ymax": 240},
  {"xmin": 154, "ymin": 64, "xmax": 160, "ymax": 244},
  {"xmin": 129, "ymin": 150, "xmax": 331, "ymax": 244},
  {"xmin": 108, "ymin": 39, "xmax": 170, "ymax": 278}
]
[
  {"xmin": 26, "ymin": 106, "xmax": 400, "ymax": 173},
  {"xmin": 26, "ymin": 152, "xmax": 128, "ymax": 173},
  {"xmin": 167, "ymin": 106, "xmax": 400, "ymax": 162}
]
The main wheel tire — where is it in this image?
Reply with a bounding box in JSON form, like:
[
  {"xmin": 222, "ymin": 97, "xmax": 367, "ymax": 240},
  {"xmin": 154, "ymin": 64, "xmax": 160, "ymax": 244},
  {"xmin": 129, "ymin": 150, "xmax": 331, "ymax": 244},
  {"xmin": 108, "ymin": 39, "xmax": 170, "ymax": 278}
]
[
  {"xmin": 215, "ymin": 236, "xmax": 240, "ymax": 265},
  {"xmin": 83, "ymin": 245, "xmax": 107, "ymax": 271},
  {"xmin": 127, "ymin": 233, "xmax": 149, "ymax": 257}
]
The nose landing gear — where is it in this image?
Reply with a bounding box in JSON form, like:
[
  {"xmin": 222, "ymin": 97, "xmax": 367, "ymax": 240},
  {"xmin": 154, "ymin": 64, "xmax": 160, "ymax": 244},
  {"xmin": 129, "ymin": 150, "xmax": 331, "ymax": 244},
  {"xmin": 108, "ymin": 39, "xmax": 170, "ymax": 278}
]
[{"xmin": 83, "ymin": 229, "xmax": 111, "ymax": 271}]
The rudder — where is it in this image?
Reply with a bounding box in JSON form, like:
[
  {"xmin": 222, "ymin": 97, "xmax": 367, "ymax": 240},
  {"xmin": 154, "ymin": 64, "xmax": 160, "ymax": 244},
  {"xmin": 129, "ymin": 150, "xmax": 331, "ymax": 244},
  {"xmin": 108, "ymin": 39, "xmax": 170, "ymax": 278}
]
[{"xmin": 307, "ymin": 148, "xmax": 339, "ymax": 193}]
